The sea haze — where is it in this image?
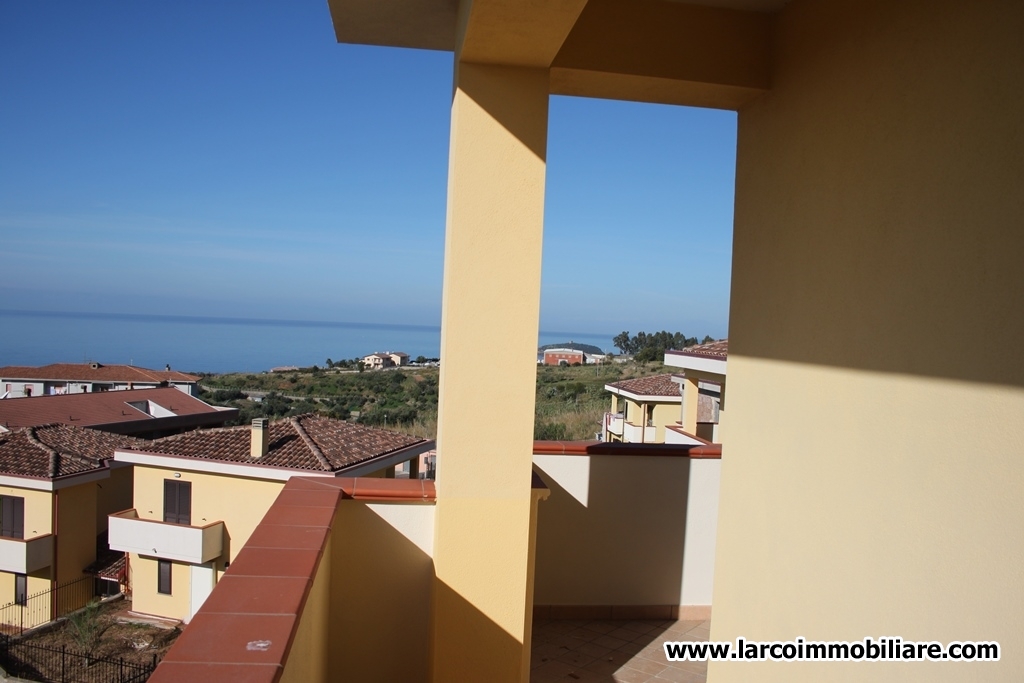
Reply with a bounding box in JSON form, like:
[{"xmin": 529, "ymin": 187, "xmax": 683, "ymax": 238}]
[{"xmin": 0, "ymin": 310, "xmax": 614, "ymax": 374}]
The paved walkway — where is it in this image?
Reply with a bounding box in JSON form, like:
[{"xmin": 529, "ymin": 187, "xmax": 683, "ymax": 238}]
[{"xmin": 531, "ymin": 618, "xmax": 710, "ymax": 683}]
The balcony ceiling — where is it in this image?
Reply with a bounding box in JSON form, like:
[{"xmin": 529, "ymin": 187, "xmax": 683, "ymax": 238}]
[{"xmin": 327, "ymin": 0, "xmax": 785, "ymax": 54}]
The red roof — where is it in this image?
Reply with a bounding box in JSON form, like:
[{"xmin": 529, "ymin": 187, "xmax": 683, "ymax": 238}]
[
  {"xmin": 606, "ymin": 374, "xmax": 680, "ymax": 397},
  {"xmin": 0, "ymin": 424, "xmax": 145, "ymax": 479},
  {"xmin": 667, "ymin": 339, "xmax": 728, "ymax": 360},
  {"xmin": 0, "ymin": 363, "xmax": 199, "ymax": 384},
  {"xmin": 0, "ymin": 388, "xmax": 224, "ymax": 430},
  {"xmin": 131, "ymin": 414, "xmax": 430, "ymax": 473}
]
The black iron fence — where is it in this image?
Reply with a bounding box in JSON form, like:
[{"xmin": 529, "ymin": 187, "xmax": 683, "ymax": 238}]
[
  {"xmin": 0, "ymin": 638, "xmax": 155, "ymax": 683},
  {"xmin": 0, "ymin": 577, "xmax": 95, "ymax": 637}
]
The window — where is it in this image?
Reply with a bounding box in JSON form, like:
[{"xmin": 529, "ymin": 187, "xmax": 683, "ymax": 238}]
[
  {"xmin": 157, "ymin": 561, "xmax": 172, "ymax": 595},
  {"xmin": 163, "ymin": 479, "xmax": 191, "ymax": 525},
  {"xmin": 14, "ymin": 574, "xmax": 26, "ymax": 606},
  {"xmin": 0, "ymin": 496, "xmax": 25, "ymax": 539}
]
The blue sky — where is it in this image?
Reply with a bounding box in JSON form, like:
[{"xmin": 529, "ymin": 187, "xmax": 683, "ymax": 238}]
[{"xmin": 0, "ymin": 1, "xmax": 737, "ymax": 340}]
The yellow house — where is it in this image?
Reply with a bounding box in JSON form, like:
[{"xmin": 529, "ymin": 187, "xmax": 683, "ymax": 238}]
[
  {"xmin": 603, "ymin": 373, "xmax": 721, "ymax": 444},
  {"xmin": 0, "ymin": 424, "xmax": 137, "ymax": 629},
  {"xmin": 108, "ymin": 415, "xmax": 433, "ymax": 623},
  {"xmin": 148, "ymin": 2, "xmax": 1023, "ymax": 682}
]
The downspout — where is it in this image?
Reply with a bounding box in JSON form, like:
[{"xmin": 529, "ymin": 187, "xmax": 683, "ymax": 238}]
[{"xmin": 51, "ymin": 490, "xmax": 59, "ymax": 620}]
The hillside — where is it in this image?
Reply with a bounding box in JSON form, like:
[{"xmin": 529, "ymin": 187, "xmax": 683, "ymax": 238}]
[{"xmin": 199, "ymin": 361, "xmax": 668, "ymax": 440}]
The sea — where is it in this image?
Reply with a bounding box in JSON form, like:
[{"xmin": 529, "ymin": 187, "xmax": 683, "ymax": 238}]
[{"xmin": 0, "ymin": 309, "xmax": 615, "ymax": 375}]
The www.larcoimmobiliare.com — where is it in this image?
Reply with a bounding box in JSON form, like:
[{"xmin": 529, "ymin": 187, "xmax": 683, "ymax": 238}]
[{"xmin": 664, "ymin": 637, "xmax": 1000, "ymax": 662}]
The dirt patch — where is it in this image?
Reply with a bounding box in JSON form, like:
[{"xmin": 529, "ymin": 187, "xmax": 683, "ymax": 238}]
[{"xmin": 9, "ymin": 597, "xmax": 178, "ymax": 670}]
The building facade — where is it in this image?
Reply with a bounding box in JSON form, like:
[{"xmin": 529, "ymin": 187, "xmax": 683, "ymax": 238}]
[
  {"xmin": 0, "ymin": 363, "xmax": 201, "ymax": 398},
  {"xmin": 108, "ymin": 415, "xmax": 433, "ymax": 623}
]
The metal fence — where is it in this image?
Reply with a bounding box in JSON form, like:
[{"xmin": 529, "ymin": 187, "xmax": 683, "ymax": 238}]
[
  {"xmin": 0, "ymin": 577, "xmax": 95, "ymax": 637},
  {"xmin": 0, "ymin": 638, "xmax": 155, "ymax": 683}
]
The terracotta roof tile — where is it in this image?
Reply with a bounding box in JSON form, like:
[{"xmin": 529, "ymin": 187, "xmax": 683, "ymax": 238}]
[
  {"xmin": 0, "ymin": 363, "xmax": 199, "ymax": 383},
  {"xmin": 135, "ymin": 414, "xmax": 428, "ymax": 473},
  {"xmin": 607, "ymin": 374, "xmax": 680, "ymax": 397},
  {"xmin": 0, "ymin": 424, "xmax": 146, "ymax": 479},
  {"xmin": 670, "ymin": 339, "xmax": 728, "ymax": 360},
  {"xmin": 0, "ymin": 387, "xmax": 223, "ymax": 430}
]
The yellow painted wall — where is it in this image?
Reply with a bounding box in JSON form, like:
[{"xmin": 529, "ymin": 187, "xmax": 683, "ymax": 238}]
[
  {"xmin": 650, "ymin": 402, "xmax": 679, "ymax": 442},
  {"xmin": 130, "ymin": 553, "xmax": 190, "ymax": 622},
  {"xmin": 129, "ymin": 465, "xmax": 285, "ymax": 620},
  {"xmin": 714, "ymin": 1, "xmax": 1024, "ymax": 681},
  {"xmin": 327, "ymin": 502, "xmax": 434, "ymax": 682},
  {"xmin": 0, "ymin": 485, "xmax": 52, "ymax": 541},
  {"xmin": 280, "ymin": 533, "xmax": 330, "ymax": 683},
  {"xmin": 55, "ymin": 481, "xmax": 97, "ymax": 585},
  {"xmin": 96, "ymin": 465, "xmax": 133, "ymax": 533},
  {"xmin": 132, "ymin": 465, "xmax": 285, "ymax": 572}
]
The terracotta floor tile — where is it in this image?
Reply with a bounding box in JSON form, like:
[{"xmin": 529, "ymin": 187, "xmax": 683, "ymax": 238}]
[
  {"xmin": 611, "ymin": 667, "xmax": 654, "ymax": 683},
  {"xmin": 626, "ymin": 656, "xmax": 667, "ymax": 677},
  {"xmin": 653, "ymin": 666, "xmax": 705, "ymax": 683},
  {"xmin": 578, "ymin": 642, "xmax": 613, "ymax": 659},
  {"xmin": 532, "ymin": 619, "xmax": 708, "ymax": 683},
  {"xmin": 617, "ymin": 640, "xmax": 649, "ymax": 656},
  {"xmin": 593, "ymin": 635, "xmax": 630, "ymax": 649},
  {"xmin": 533, "ymin": 660, "xmax": 578, "ymax": 683},
  {"xmin": 582, "ymin": 621, "xmax": 617, "ymax": 635},
  {"xmin": 556, "ymin": 649, "xmax": 598, "ymax": 668}
]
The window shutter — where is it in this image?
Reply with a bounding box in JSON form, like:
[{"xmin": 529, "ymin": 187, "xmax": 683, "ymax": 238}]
[
  {"xmin": 178, "ymin": 481, "xmax": 191, "ymax": 526},
  {"xmin": 163, "ymin": 480, "xmax": 176, "ymax": 524}
]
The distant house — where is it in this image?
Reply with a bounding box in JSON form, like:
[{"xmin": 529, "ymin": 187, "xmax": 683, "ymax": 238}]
[
  {"xmin": 0, "ymin": 387, "xmax": 238, "ymax": 439},
  {"xmin": 663, "ymin": 339, "xmax": 727, "ymax": 444},
  {"xmin": 361, "ymin": 352, "xmax": 409, "ymax": 370},
  {"xmin": 0, "ymin": 363, "xmax": 200, "ymax": 398},
  {"xmin": 108, "ymin": 415, "xmax": 434, "ymax": 623},
  {"xmin": 602, "ymin": 373, "xmax": 720, "ymax": 445},
  {"xmin": 0, "ymin": 424, "xmax": 143, "ymax": 629},
  {"xmin": 542, "ymin": 348, "xmax": 585, "ymax": 366},
  {"xmin": 361, "ymin": 353, "xmax": 393, "ymax": 370}
]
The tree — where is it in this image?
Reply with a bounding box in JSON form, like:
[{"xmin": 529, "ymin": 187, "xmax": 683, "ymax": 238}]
[
  {"xmin": 701, "ymin": 335, "xmax": 715, "ymax": 344},
  {"xmin": 325, "ymin": 358, "xmax": 334, "ymax": 368},
  {"xmin": 613, "ymin": 331, "xmax": 632, "ymax": 355}
]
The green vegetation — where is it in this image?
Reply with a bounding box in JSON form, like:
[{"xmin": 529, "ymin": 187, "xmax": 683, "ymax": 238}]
[
  {"xmin": 200, "ymin": 361, "xmax": 670, "ymax": 441},
  {"xmin": 612, "ymin": 330, "xmax": 716, "ymax": 362}
]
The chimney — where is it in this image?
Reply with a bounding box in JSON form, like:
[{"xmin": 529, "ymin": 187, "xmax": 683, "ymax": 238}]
[{"xmin": 251, "ymin": 418, "xmax": 269, "ymax": 458}]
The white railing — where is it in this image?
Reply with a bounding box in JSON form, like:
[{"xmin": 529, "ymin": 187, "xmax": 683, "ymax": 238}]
[
  {"xmin": 604, "ymin": 412, "xmax": 624, "ymax": 437},
  {"xmin": 108, "ymin": 509, "xmax": 224, "ymax": 564},
  {"xmin": 623, "ymin": 421, "xmax": 656, "ymax": 443}
]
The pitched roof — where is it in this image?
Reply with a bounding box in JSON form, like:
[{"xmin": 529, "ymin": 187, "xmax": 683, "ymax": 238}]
[
  {"xmin": 0, "ymin": 387, "xmax": 225, "ymax": 430},
  {"xmin": 0, "ymin": 424, "xmax": 146, "ymax": 479},
  {"xmin": 133, "ymin": 414, "xmax": 428, "ymax": 473},
  {"xmin": 606, "ymin": 374, "xmax": 681, "ymax": 397},
  {"xmin": 0, "ymin": 363, "xmax": 199, "ymax": 384},
  {"xmin": 670, "ymin": 339, "xmax": 728, "ymax": 360}
]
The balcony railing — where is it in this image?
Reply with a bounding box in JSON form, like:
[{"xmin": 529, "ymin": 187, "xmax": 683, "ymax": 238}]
[
  {"xmin": 0, "ymin": 534, "xmax": 53, "ymax": 574},
  {"xmin": 108, "ymin": 509, "xmax": 224, "ymax": 564},
  {"xmin": 623, "ymin": 421, "xmax": 656, "ymax": 443},
  {"xmin": 604, "ymin": 412, "xmax": 624, "ymax": 436}
]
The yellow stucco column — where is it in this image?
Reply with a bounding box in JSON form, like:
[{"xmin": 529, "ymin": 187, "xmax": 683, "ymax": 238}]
[
  {"xmin": 432, "ymin": 61, "xmax": 549, "ymax": 683},
  {"xmin": 681, "ymin": 376, "xmax": 700, "ymax": 434}
]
